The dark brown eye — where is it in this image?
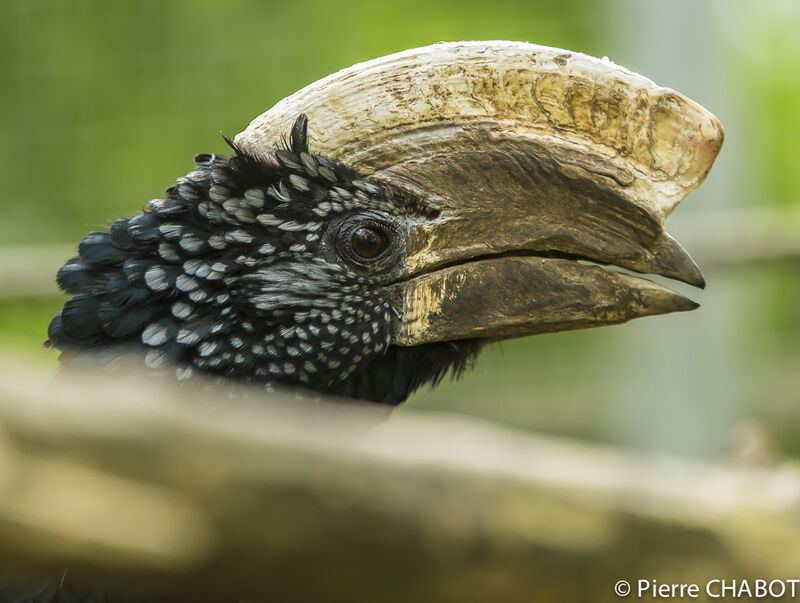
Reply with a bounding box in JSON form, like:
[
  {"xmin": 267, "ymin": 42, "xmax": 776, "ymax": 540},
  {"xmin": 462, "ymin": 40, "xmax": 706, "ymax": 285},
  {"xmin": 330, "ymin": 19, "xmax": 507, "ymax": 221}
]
[{"xmin": 351, "ymin": 226, "xmax": 387, "ymax": 259}]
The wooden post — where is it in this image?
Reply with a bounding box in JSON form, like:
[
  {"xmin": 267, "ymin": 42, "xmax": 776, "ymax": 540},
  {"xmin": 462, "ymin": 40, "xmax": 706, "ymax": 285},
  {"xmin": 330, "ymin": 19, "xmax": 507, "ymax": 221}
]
[{"xmin": 0, "ymin": 360, "xmax": 799, "ymax": 601}]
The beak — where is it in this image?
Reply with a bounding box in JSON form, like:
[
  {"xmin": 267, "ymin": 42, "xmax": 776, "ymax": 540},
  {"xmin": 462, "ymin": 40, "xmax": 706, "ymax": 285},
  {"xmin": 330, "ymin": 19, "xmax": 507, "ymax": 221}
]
[
  {"xmin": 382, "ymin": 123, "xmax": 709, "ymax": 345},
  {"xmin": 390, "ymin": 256, "xmax": 699, "ymax": 345},
  {"xmin": 235, "ymin": 41, "xmax": 724, "ymax": 346}
]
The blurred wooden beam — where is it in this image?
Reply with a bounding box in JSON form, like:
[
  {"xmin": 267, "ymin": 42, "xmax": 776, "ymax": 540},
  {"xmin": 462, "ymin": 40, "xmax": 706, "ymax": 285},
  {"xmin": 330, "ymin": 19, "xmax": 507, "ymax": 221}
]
[
  {"xmin": 672, "ymin": 205, "xmax": 800, "ymax": 265},
  {"xmin": 1, "ymin": 360, "xmax": 800, "ymax": 601},
  {"xmin": 0, "ymin": 243, "xmax": 70, "ymax": 298}
]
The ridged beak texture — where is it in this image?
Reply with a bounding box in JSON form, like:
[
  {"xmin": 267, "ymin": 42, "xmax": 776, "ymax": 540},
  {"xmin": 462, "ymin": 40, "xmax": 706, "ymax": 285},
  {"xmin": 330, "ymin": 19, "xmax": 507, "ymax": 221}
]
[{"xmin": 236, "ymin": 41, "xmax": 724, "ymax": 346}]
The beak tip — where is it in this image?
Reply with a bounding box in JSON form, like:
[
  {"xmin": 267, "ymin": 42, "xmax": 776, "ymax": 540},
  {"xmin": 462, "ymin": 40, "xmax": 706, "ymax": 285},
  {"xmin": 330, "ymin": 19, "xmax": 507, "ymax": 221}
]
[
  {"xmin": 684, "ymin": 298, "xmax": 701, "ymax": 312},
  {"xmin": 633, "ymin": 274, "xmax": 702, "ymax": 317},
  {"xmin": 645, "ymin": 288, "xmax": 700, "ymax": 316},
  {"xmin": 687, "ymin": 270, "xmax": 706, "ymax": 290},
  {"xmin": 656, "ymin": 234, "xmax": 705, "ymax": 290},
  {"xmin": 697, "ymin": 275, "xmax": 707, "ymax": 291}
]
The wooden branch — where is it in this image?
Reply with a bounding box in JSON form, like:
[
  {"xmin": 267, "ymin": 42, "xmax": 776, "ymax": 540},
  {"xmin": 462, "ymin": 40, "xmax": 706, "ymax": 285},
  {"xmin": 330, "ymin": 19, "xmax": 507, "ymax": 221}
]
[{"xmin": 1, "ymin": 359, "xmax": 800, "ymax": 602}]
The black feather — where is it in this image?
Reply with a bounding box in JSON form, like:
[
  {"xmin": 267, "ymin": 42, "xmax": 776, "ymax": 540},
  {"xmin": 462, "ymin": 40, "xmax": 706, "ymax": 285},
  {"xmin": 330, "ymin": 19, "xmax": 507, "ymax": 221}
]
[
  {"xmin": 221, "ymin": 133, "xmax": 238, "ymax": 153},
  {"xmin": 109, "ymin": 218, "xmax": 135, "ymax": 250},
  {"xmin": 148, "ymin": 196, "xmax": 187, "ymax": 217},
  {"xmin": 98, "ymin": 301, "xmax": 154, "ymax": 338},
  {"xmin": 78, "ymin": 232, "xmax": 126, "ymax": 264},
  {"xmin": 60, "ymin": 295, "xmax": 103, "ymax": 340},
  {"xmin": 121, "ymin": 259, "xmax": 153, "ymax": 288},
  {"xmin": 56, "ymin": 258, "xmax": 106, "ymax": 294},
  {"xmin": 46, "ymin": 312, "xmax": 63, "ymax": 343},
  {"xmin": 290, "ymin": 114, "xmax": 309, "ymax": 154},
  {"xmin": 105, "ymin": 276, "xmax": 150, "ymax": 308},
  {"xmin": 126, "ymin": 212, "xmax": 160, "ymax": 241},
  {"xmin": 161, "ymin": 339, "xmax": 187, "ymax": 363}
]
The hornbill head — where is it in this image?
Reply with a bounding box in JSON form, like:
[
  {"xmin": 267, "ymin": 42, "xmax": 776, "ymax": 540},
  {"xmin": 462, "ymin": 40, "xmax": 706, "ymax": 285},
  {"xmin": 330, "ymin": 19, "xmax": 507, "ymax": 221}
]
[{"xmin": 47, "ymin": 42, "xmax": 723, "ymax": 404}]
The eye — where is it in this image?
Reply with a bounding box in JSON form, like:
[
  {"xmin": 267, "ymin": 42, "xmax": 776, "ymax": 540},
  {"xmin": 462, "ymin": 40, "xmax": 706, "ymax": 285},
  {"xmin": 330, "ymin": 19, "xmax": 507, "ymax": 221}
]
[
  {"xmin": 350, "ymin": 225, "xmax": 388, "ymax": 259},
  {"xmin": 332, "ymin": 213, "xmax": 398, "ymax": 268}
]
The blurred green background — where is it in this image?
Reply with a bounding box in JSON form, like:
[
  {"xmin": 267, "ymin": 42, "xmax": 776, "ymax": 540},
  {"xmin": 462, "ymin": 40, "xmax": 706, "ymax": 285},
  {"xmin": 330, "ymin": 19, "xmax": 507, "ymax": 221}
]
[{"xmin": 1, "ymin": 0, "xmax": 798, "ymax": 459}]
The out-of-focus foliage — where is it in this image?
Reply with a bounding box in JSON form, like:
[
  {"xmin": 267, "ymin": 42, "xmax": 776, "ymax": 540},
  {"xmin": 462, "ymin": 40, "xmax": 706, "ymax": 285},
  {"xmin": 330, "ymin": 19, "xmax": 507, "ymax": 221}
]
[
  {"xmin": 0, "ymin": 0, "xmax": 798, "ymax": 459},
  {"xmin": 0, "ymin": 0, "xmax": 599, "ymax": 245},
  {"xmin": 721, "ymin": 1, "xmax": 800, "ymax": 208}
]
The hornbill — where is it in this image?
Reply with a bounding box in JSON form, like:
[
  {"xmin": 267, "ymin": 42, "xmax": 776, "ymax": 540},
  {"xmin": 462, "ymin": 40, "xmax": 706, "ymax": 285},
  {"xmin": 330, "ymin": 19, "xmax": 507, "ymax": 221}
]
[
  {"xmin": 13, "ymin": 41, "xmax": 723, "ymax": 603},
  {"xmin": 46, "ymin": 41, "xmax": 723, "ymax": 407}
]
